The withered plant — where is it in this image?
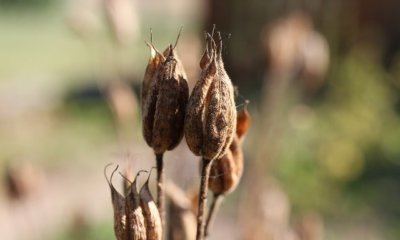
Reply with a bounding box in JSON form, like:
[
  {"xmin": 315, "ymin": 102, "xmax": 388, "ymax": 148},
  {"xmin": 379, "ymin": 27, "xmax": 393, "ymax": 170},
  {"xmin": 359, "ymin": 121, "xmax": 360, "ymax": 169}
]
[
  {"xmin": 107, "ymin": 26, "xmax": 248, "ymax": 240},
  {"xmin": 184, "ymin": 30, "xmax": 237, "ymax": 240}
]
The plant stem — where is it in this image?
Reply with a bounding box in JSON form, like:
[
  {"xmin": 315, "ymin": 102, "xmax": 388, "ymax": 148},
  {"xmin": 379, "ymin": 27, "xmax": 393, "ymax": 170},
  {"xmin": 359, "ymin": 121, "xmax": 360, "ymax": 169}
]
[
  {"xmin": 156, "ymin": 153, "xmax": 165, "ymax": 228},
  {"xmin": 196, "ymin": 158, "xmax": 213, "ymax": 240},
  {"xmin": 204, "ymin": 193, "xmax": 224, "ymax": 238}
]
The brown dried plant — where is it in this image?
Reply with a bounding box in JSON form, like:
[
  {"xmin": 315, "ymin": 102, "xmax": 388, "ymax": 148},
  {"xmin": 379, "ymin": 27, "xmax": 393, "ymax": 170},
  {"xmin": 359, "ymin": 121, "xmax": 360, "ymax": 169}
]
[
  {"xmin": 107, "ymin": 27, "xmax": 242, "ymax": 240},
  {"xmin": 184, "ymin": 29, "xmax": 237, "ymax": 240},
  {"xmin": 141, "ymin": 28, "xmax": 189, "ymax": 226}
]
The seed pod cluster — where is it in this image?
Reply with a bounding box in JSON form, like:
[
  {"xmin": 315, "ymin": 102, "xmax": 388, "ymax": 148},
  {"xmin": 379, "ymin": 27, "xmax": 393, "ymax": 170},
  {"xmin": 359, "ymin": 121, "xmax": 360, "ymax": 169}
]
[
  {"xmin": 105, "ymin": 165, "xmax": 162, "ymax": 240},
  {"xmin": 184, "ymin": 32, "xmax": 237, "ymax": 161},
  {"xmin": 209, "ymin": 104, "xmax": 251, "ymax": 195},
  {"xmin": 142, "ymin": 34, "xmax": 189, "ymax": 155}
]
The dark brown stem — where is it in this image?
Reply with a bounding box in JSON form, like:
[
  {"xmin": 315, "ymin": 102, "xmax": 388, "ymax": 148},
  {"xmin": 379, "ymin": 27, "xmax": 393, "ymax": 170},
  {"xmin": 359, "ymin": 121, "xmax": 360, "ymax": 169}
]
[
  {"xmin": 204, "ymin": 193, "xmax": 224, "ymax": 238},
  {"xmin": 196, "ymin": 158, "xmax": 214, "ymax": 240},
  {"xmin": 155, "ymin": 153, "xmax": 165, "ymax": 228}
]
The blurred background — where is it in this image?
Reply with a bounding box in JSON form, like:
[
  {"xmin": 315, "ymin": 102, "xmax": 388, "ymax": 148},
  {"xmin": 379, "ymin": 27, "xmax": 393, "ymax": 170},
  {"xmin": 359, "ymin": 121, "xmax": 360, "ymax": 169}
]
[{"xmin": 1, "ymin": 0, "xmax": 400, "ymax": 239}]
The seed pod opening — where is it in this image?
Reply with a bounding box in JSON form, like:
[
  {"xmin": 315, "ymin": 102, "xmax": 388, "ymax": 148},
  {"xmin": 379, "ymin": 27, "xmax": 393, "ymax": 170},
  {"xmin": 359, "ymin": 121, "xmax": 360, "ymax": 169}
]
[
  {"xmin": 140, "ymin": 169, "xmax": 163, "ymax": 240},
  {"xmin": 185, "ymin": 31, "xmax": 236, "ymax": 160}
]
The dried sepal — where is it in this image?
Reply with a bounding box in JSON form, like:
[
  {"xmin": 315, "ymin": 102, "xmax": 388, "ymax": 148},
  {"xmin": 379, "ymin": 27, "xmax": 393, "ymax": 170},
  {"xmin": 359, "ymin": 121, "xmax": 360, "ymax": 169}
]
[
  {"xmin": 105, "ymin": 164, "xmax": 128, "ymax": 240},
  {"xmin": 185, "ymin": 31, "xmax": 237, "ymax": 160},
  {"xmin": 140, "ymin": 169, "xmax": 163, "ymax": 240},
  {"xmin": 142, "ymin": 31, "xmax": 189, "ymax": 154}
]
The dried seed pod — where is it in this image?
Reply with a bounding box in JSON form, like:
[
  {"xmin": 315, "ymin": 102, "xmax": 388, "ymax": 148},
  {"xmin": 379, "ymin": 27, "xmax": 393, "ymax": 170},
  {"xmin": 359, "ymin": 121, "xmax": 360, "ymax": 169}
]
[
  {"xmin": 142, "ymin": 40, "xmax": 189, "ymax": 154},
  {"xmin": 125, "ymin": 171, "xmax": 147, "ymax": 240},
  {"xmin": 208, "ymin": 103, "xmax": 250, "ymax": 194},
  {"xmin": 140, "ymin": 170, "xmax": 163, "ymax": 240},
  {"xmin": 185, "ymin": 32, "xmax": 237, "ymax": 160},
  {"xmin": 105, "ymin": 164, "xmax": 128, "ymax": 240},
  {"xmin": 208, "ymin": 135, "xmax": 243, "ymax": 194}
]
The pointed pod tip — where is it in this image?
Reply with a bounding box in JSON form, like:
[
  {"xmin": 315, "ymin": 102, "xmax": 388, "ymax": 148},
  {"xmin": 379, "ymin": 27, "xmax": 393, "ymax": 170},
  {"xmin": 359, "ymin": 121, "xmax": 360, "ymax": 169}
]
[{"xmin": 104, "ymin": 163, "xmax": 119, "ymax": 186}]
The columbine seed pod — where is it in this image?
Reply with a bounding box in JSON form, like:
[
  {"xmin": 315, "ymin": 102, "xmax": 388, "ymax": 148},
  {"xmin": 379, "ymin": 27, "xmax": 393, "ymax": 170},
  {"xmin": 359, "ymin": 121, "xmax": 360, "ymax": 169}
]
[
  {"xmin": 204, "ymin": 104, "xmax": 250, "ymax": 237},
  {"xmin": 142, "ymin": 43, "xmax": 189, "ymax": 154},
  {"xmin": 208, "ymin": 135, "xmax": 243, "ymax": 194},
  {"xmin": 185, "ymin": 32, "xmax": 237, "ymax": 160},
  {"xmin": 140, "ymin": 170, "xmax": 163, "ymax": 240},
  {"xmin": 208, "ymin": 104, "xmax": 250, "ymax": 194}
]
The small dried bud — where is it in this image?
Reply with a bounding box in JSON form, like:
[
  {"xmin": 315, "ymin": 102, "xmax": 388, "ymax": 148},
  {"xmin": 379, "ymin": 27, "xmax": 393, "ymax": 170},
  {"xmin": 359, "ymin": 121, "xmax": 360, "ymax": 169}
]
[
  {"xmin": 140, "ymin": 171, "xmax": 163, "ymax": 240},
  {"xmin": 185, "ymin": 32, "xmax": 237, "ymax": 160},
  {"xmin": 142, "ymin": 33, "xmax": 189, "ymax": 154}
]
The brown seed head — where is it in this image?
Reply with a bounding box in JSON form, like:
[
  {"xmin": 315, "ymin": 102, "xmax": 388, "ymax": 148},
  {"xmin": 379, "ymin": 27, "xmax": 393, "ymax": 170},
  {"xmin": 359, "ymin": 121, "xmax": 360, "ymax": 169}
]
[
  {"xmin": 185, "ymin": 31, "xmax": 237, "ymax": 160},
  {"xmin": 142, "ymin": 32, "xmax": 189, "ymax": 154}
]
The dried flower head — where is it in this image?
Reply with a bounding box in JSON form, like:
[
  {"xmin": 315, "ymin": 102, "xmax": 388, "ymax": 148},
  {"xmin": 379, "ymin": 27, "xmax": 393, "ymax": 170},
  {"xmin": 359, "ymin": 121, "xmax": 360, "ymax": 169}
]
[
  {"xmin": 142, "ymin": 31, "xmax": 189, "ymax": 154},
  {"xmin": 184, "ymin": 32, "xmax": 237, "ymax": 160}
]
